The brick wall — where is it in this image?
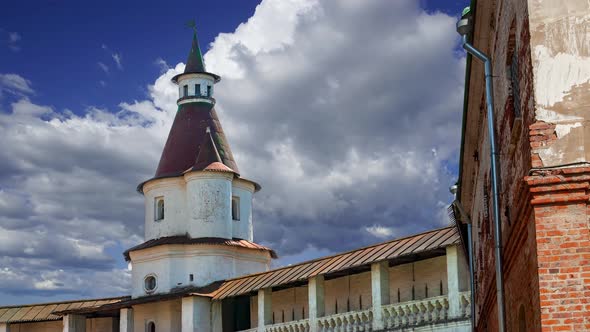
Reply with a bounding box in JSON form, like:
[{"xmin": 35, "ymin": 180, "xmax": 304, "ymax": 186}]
[{"xmin": 527, "ymin": 168, "xmax": 590, "ymax": 331}]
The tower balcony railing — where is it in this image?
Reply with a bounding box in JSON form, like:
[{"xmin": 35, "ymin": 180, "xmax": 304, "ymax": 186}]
[
  {"xmin": 177, "ymin": 94, "xmax": 216, "ymax": 104},
  {"xmin": 238, "ymin": 292, "xmax": 471, "ymax": 332}
]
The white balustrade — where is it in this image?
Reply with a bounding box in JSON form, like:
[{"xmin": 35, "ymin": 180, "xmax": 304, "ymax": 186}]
[
  {"xmin": 459, "ymin": 291, "xmax": 472, "ymax": 318},
  {"xmin": 238, "ymin": 292, "xmax": 473, "ymax": 332},
  {"xmin": 317, "ymin": 308, "xmax": 373, "ymax": 332},
  {"xmin": 381, "ymin": 295, "xmax": 449, "ymax": 329},
  {"xmin": 265, "ymin": 319, "xmax": 310, "ymax": 332}
]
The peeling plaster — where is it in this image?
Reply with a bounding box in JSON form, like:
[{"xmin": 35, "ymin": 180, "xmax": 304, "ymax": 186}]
[
  {"xmin": 533, "ymin": 46, "xmax": 590, "ymax": 107},
  {"xmin": 529, "ymin": 0, "xmax": 590, "ymax": 166},
  {"xmin": 554, "ymin": 122, "xmax": 582, "ymax": 138}
]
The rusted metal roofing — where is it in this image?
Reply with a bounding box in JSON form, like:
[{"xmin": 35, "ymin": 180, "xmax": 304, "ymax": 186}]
[
  {"xmin": 56, "ymin": 282, "xmax": 224, "ymax": 316},
  {"xmin": 210, "ymin": 226, "xmax": 459, "ymax": 300},
  {"xmin": 123, "ymin": 236, "xmax": 277, "ymax": 261},
  {"xmin": 0, "ymin": 297, "xmax": 127, "ymax": 324}
]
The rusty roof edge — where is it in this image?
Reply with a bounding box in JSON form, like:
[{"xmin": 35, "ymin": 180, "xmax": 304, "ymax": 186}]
[
  {"xmin": 218, "ymin": 226, "xmax": 457, "ymax": 285},
  {"xmin": 0, "ymin": 296, "xmax": 130, "ymax": 310},
  {"xmin": 213, "ymin": 226, "xmax": 457, "ymax": 299}
]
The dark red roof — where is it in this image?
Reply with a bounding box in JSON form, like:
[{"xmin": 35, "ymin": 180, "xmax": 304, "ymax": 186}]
[
  {"xmin": 142, "ymin": 102, "xmax": 239, "ymax": 187},
  {"xmin": 123, "ymin": 236, "xmax": 277, "ymax": 261}
]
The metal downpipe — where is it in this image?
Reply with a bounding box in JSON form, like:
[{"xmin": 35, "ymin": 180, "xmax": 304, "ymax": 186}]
[
  {"xmin": 461, "ymin": 34, "xmax": 506, "ymax": 332},
  {"xmin": 467, "ymin": 223, "xmax": 476, "ymax": 332}
]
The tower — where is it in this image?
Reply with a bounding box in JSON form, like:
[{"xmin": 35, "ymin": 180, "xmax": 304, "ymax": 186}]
[{"xmin": 125, "ymin": 30, "xmax": 275, "ymax": 298}]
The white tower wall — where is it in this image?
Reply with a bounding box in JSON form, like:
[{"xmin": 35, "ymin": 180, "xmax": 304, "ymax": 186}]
[
  {"xmin": 185, "ymin": 172, "xmax": 233, "ymax": 238},
  {"xmin": 143, "ymin": 178, "xmax": 187, "ymax": 240},
  {"xmin": 130, "ymin": 245, "xmax": 271, "ymax": 297},
  {"xmin": 232, "ymin": 179, "xmax": 256, "ymax": 241}
]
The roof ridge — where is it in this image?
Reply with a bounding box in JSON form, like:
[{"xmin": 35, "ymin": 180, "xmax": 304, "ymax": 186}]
[
  {"xmin": 0, "ymin": 295, "xmax": 129, "ymax": 310},
  {"xmin": 221, "ymin": 226, "xmax": 455, "ymax": 283}
]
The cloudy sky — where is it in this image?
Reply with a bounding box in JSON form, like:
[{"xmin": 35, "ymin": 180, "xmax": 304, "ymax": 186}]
[{"xmin": 0, "ymin": 0, "xmax": 467, "ymax": 305}]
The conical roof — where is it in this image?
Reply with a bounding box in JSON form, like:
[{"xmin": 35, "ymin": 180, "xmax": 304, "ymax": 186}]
[
  {"xmin": 172, "ymin": 29, "xmax": 220, "ymax": 83},
  {"xmin": 153, "ymin": 102, "xmax": 239, "ymax": 179},
  {"xmin": 184, "ymin": 31, "xmax": 206, "ymax": 73}
]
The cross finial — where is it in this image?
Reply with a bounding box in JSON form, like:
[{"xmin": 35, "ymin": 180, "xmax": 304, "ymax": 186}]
[{"xmin": 186, "ymin": 19, "xmax": 197, "ymax": 34}]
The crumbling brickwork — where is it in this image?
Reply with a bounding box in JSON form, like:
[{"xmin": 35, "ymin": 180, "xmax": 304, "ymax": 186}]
[{"xmin": 460, "ymin": 0, "xmax": 590, "ymax": 331}]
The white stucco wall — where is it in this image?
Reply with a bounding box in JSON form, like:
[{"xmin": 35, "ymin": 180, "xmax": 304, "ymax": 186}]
[
  {"xmin": 143, "ymin": 172, "xmax": 254, "ymax": 241},
  {"xmin": 248, "ymin": 255, "xmax": 451, "ymax": 325},
  {"xmin": 231, "ymin": 179, "xmax": 255, "ymax": 241},
  {"xmin": 177, "ymin": 74, "xmax": 215, "ymax": 97},
  {"xmin": 5, "ymin": 318, "xmax": 116, "ymax": 332},
  {"xmin": 143, "ymin": 177, "xmax": 187, "ymax": 240},
  {"xmin": 185, "ymin": 172, "xmax": 233, "ymax": 239},
  {"xmin": 130, "ymin": 244, "xmax": 271, "ymax": 297},
  {"xmin": 132, "ymin": 300, "xmax": 182, "ymax": 332},
  {"xmin": 4, "ymin": 321, "xmax": 62, "ymax": 332},
  {"xmin": 389, "ymin": 255, "xmax": 448, "ymax": 303}
]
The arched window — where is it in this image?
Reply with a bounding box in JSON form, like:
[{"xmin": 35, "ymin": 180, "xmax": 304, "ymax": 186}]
[
  {"xmin": 155, "ymin": 197, "xmax": 164, "ymax": 221},
  {"xmin": 147, "ymin": 321, "xmax": 155, "ymax": 332}
]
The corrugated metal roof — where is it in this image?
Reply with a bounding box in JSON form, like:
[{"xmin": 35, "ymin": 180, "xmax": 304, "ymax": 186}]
[
  {"xmin": 0, "ymin": 297, "xmax": 128, "ymax": 323},
  {"xmin": 210, "ymin": 226, "xmax": 459, "ymax": 300},
  {"xmin": 123, "ymin": 236, "xmax": 277, "ymax": 261}
]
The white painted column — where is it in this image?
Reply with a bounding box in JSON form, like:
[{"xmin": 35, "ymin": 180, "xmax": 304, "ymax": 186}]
[
  {"xmin": 308, "ymin": 275, "xmax": 325, "ymax": 332},
  {"xmin": 371, "ymin": 261, "xmax": 390, "ymax": 330},
  {"xmin": 0, "ymin": 323, "xmax": 10, "ymax": 332},
  {"xmin": 257, "ymin": 288, "xmax": 272, "ymax": 332},
  {"xmin": 119, "ymin": 308, "xmax": 133, "ymax": 332},
  {"xmin": 182, "ymin": 296, "xmax": 212, "ymax": 332},
  {"xmin": 211, "ymin": 300, "xmax": 223, "ymax": 332},
  {"xmin": 63, "ymin": 314, "xmax": 86, "ymax": 332},
  {"xmin": 446, "ymin": 244, "xmax": 462, "ymax": 318}
]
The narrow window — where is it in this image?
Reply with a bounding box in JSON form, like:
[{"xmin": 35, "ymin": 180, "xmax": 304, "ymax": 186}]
[
  {"xmin": 207, "ymin": 85, "xmax": 212, "ymax": 97},
  {"xmin": 232, "ymin": 196, "xmax": 240, "ymax": 221},
  {"xmin": 189, "ymin": 274, "xmax": 194, "ymax": 282},
  {"xmin": 147, "ymin": 322, "xmax": 155, "ymax": 332},
  {"xmin": 155, "ymin": 197, "xmax": 164, "ymax": 221},
  {"xmin": 183, "ymin": 85, "xmax": 188, "ymax": 97},
  {"xmin": 195, "ymin": 84, "xmax": 201, "ymax": 96}
]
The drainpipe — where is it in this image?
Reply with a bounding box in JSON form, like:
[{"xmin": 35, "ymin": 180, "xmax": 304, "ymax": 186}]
[{"xmin": 457, "ymin": 8, "xmax": 506, "ymax": 332}]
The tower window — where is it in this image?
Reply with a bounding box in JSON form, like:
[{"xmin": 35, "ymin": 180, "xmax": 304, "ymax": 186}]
[
  {"xmin": 147, "ymin": 322, "xmax": 155, "ymax": 332},
  {"xmin": 207, "ymin": 85, "xmax": 212, "ymax": 97},
  {"xmin": 155, "ymin": 197, "xmax": 164, "ymax": 221},
  {"xmin": 144, "ymin": 275, "xmax": 157, "ymax": 293},
  {"xmin": 232, "ymin": 196, "xmax": 240, "ymax": 221},
  {"xmin": 183, "ymin": 85, "xmax": 188, "ymax": 97},
  {"xmin": 189, "ymin": 274, "xmax": 194, "ymax": 282},
  {"xmin": 195, "ymin": 84, "xmax": 201, "ymax": 96}
]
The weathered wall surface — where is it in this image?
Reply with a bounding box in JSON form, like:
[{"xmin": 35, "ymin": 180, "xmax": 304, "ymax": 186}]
[
  {"xmin": 464, "ymin": 0, "xmax": 590, "ymax": 331},
  {"xmin": 6, "ymin": 318, "xmax": 116, "ymax": 332},
  {"xmin": 6, "ymin": 321, "xmax": 62, "ymax": 332},
  {"xmin": 132, "ymin": 299, "xmax": 182, "ymax": 332},
  {"xmin": 462, "ymin": 0, "xmax": 540, "ymax": 330},
  {"xmin": 528, "ymin": 0, "xmax": 590, "ymax": 167},
  {"xmin": 130, "ymin": 244, "xmax": 271, "ymax": 297}
]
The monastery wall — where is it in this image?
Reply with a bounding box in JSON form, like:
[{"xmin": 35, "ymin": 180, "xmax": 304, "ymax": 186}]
[
  {"xmin": 132, "ymin": 299, "xmax": 181, "ymax": 332},
  {"xmin": 6, "ymin": 317, "xmax": 116, "ymax": 332},
  {"xmin": 463, "ymin": 0, "xmax": 590, "ymax": 330},
  {"xmin": 248, "ymin": 255, "xmax": 450, "ymax": 325}
]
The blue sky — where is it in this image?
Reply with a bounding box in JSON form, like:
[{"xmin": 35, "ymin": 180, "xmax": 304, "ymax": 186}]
[
  {"xmin": 0, "ymin": 0, "xmax": 468, "ymax": 305},
  {"xmin": 1, "ymin": 0, "xmax": 466, "ymax": 112}
]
